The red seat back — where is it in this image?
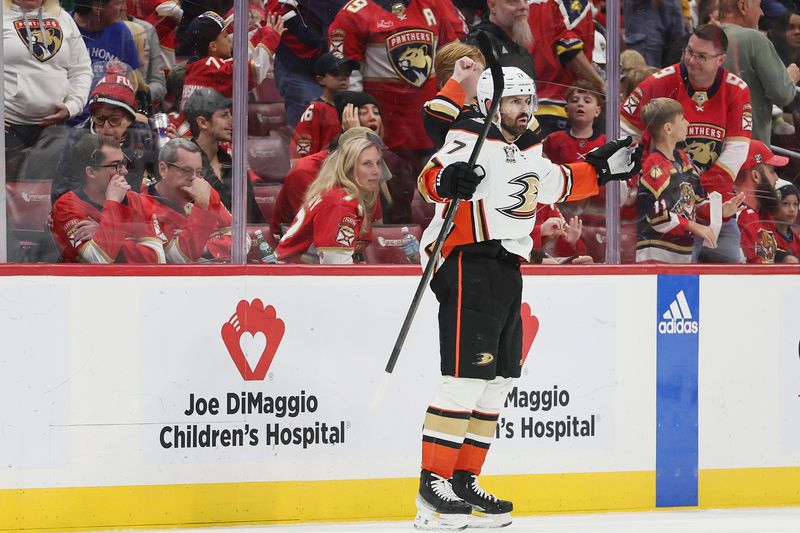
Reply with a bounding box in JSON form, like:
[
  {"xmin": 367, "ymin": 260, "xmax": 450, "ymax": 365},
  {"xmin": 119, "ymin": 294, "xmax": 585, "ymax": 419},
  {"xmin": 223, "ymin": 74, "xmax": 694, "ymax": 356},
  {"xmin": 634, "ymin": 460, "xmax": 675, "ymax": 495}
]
[
  {"xmin": 247, "ymin": 132, "xmax": 291, "ymax": 183},
  {"xmin": 410, "ymin": 192, "xmax": 435, "ymax": 229},
  {"xmin": 252, "ymin": 184, "xmax": 282, "ymax": 226},
  {"xmin": 248, "ymin": 102, "xmax": 288, "ymax": 137},
  {"xmin": 6, "ymin": 181, "xmax": 51, "ymax": 232},
  {"xmin": 364, "ymin": 224, "xmax": 423, "ymax": 264},
  {"xmin": 252, "ymin": 74, "xmax": 283, "ymax": 103}
]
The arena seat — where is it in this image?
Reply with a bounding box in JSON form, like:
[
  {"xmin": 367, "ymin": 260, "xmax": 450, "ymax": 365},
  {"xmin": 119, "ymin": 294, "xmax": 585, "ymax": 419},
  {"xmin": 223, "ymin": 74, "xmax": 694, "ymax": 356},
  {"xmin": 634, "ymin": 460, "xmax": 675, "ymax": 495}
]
[
  {"xmin": 410, "ymin": 192, "xmax": 435, "ymax": 229},
  {"xmin": 364, "ymin": 224, "xmax": 423, "ymax": 264},
  {"xmin": 252, "ymin": 183, "xmax": 282, "ymax": 226},
  {"xmin": 6, "ymin": 181, "xmax": 55, "ymax": 260},
  {"xmin": 248, "ymin": 102, "xmax": 288, "ymax": 137},
  {"xmin": 252, "ymin": 74, "xmax": 283, "ymax": 103},
  {"xmin": 247, "ymin": 132, "xmax": 291, "ymax": 183}
]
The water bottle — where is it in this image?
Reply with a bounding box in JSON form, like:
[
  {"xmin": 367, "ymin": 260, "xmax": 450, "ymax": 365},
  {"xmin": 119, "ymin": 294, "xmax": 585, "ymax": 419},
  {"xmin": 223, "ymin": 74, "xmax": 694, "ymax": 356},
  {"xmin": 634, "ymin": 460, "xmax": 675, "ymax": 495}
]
[
  {"xmin": 254, "ymin": 229, "xmax": 277, "ymax": 264},
  {"xmin": 401, "ymin": 226, "xmax": 420, "ymax": 263}
]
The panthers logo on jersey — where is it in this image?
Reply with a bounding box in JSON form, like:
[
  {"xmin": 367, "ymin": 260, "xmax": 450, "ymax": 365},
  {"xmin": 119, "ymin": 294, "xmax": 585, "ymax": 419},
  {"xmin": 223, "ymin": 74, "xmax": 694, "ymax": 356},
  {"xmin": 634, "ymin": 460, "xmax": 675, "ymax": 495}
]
[
  {"xmin": 14, "ymin": 18, "xmax": 62, "ymax": 63},
  {"xmin": 386, "ymin": 29, "xmax": 434, "ymax": 88},
  {"xmin": 755, "ymin": 228, "xmax": 777, "ymax": 263}
]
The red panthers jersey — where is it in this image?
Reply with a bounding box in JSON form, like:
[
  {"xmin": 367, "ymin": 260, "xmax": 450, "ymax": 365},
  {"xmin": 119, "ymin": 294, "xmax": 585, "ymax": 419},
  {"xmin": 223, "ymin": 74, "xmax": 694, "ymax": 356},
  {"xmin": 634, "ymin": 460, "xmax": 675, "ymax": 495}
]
[
  {"xmin": 543, "ymin": 129, "xmax": 606, "ymax": 164},
  {"xmin": 290, "ymin": 99, "xmax": 340, "ymax": 160},
  {"xmin": 528, "ymin": 0, "xmax": 594, "ymax": 116},
  {"xmin": 737, "ymin": 207, "xmax": 777, "ymax": 263},
  {"xmin": 329, "ymin": 0, "xmax": 459, "ymax": 151},
  {"xmin": 52, "ymin": 190, "xmax": 166, "ymax": 263},
  {"xmin": 774, "ymin": 223, "xmax": 800, "ymax": 260},
  {"xmin": 143, "ymin": 185, "xmax": 232, "ymax": 262},
  {"xmin": 620, "ymin": 63, "xmax": 752, "ymax": 200},
  {"xmin": 276, "ymin": 186, "xmax": 377, "ymax": 263}
]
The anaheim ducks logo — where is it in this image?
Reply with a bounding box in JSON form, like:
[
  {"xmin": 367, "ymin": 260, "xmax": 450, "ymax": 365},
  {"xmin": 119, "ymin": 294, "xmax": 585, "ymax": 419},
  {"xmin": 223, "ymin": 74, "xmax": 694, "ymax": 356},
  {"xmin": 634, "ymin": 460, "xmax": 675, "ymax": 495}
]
[
  {"xmin": 14, "ymin": 18, "xmax": 63, "ymax": 62},
  {"xmin": 473, "ymin": 352, "xmax": 495, "ymax": 366},
  {"xmin": 755, "ymin": 228, "xmax": 777, "ymax": 263},
  {"xmin": 387, "ymin": 29, "xmax": 434, "ymax": 88},
  {"xmin": 497, "ymin": 172, "xmax": 540, "ymax": 220}
]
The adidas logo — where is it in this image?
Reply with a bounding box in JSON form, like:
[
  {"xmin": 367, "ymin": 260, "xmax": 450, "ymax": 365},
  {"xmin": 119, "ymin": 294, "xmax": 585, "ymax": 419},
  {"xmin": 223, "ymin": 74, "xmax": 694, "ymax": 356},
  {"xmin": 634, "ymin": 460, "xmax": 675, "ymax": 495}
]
[{"xmin": 658, "ymin": 290, "xmax": 699, "ymax": 334}]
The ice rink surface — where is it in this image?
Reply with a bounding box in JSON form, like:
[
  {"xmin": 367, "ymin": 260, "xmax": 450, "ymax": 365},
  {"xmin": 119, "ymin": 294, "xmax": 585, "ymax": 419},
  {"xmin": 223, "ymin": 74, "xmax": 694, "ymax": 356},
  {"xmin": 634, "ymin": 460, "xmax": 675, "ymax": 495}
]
[{"xmin": 116, "ymin": 507, "xmax": 800, "ymax": 533}]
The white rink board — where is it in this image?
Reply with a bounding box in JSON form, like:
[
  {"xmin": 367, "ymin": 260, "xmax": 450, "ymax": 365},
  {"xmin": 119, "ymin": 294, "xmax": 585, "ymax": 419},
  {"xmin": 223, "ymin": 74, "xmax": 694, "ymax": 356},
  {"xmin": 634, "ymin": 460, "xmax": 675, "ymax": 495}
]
[
  {"xmin": 0, "ymin": 274, "xmax": 655, "ymax": 490},
  {"xmin": 698, "ymin": 276, "xmax": 800, "ymax": 470}
]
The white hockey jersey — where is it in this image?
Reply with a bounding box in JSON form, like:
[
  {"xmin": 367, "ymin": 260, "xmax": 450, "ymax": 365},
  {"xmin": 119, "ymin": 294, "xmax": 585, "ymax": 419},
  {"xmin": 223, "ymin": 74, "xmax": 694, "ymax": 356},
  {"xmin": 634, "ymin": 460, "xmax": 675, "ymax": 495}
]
[{"xmin": 417, "ymin": 118, "xmax": 601, "ymax": 263}]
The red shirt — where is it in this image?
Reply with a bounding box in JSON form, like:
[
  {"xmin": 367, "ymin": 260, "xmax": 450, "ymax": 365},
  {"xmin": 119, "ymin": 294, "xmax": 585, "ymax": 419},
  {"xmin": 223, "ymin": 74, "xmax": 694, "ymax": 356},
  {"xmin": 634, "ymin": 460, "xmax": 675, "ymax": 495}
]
[
  {"xmin": 52, "ymin": 189, "xmax": 166, "ymax": 263},
  {"xmin": 528, "ymin": 0, "xmax": 594, "ymax": 115},
  {"xmin": 620, "ymin": 63, "xmax": 752, "ymax": 199},
  {"xmin": 143, "ymin": 185, "xmax": 233, "ymax": 262},
  {"xmin": 276, "ymin": 187, "xmax": 371, "ymax": 262},
  {"xmin": 328, "ymin": 0, "xmax": 459, "ymax": 151},
  {"xmin": 290, "ymin": 99, "xmax": 340, "ymax": 160},
  {"xmin": 737, "ymin": 207, "xmax": 778, "ymax": 263},
  {"xmin": 272, "ymin": 150, "xmax": 330, "ymax": 230}
]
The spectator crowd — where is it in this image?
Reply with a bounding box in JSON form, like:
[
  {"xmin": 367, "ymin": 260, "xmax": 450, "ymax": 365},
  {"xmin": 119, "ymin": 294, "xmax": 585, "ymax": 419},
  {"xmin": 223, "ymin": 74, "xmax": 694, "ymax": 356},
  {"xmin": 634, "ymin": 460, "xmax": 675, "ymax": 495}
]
[{"xmin": 4, "ymin": 0, "xmax": 800, "ymax": 264}]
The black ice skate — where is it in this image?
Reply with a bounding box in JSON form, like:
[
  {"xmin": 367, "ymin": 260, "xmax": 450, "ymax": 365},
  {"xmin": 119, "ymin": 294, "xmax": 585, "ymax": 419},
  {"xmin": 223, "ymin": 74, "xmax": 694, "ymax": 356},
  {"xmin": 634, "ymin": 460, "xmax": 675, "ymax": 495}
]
[
  {"xmin": 414, "ymin": 469, "xmax": 472, "ymax": 530},
  {"xmin": 451, "ymin": 470, "xmax": 512, "ymax": 528}
]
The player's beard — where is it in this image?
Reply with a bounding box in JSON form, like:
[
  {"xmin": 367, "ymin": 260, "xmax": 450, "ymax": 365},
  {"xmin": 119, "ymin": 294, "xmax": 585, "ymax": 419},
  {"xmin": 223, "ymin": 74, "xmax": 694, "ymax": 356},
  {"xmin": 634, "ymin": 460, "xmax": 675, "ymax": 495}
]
[
  {"xmin": 511, "ymin": 17, "xmax": 533, "ymax": 48},
  {"xmin": 501, "ymin": 111, "xmax": 529, "ymax": 139}
]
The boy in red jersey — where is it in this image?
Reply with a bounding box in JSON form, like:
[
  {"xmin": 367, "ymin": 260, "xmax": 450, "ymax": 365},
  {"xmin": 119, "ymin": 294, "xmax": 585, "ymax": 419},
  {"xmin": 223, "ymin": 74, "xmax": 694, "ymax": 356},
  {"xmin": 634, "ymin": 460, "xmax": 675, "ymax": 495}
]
[{"xmin": 289, "ymin": 52, "xmax": 360, "ymax": 162}]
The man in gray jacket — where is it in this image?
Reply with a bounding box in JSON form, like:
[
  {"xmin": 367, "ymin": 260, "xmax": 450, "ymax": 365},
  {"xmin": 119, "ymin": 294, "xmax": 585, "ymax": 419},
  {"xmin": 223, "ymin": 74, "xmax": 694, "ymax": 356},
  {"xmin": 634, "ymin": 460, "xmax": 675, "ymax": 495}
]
[{"xmin": 720, "ymin": 0, "xmax": 800, "ymax": 143}]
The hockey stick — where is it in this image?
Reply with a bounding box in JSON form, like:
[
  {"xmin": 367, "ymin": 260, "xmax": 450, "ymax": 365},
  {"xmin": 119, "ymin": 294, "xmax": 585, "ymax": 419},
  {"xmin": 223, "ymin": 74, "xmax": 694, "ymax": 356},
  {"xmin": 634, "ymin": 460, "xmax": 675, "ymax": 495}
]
[{"xmin": 384, "ymin": 31, "xmax": 504, "ymax": 374}]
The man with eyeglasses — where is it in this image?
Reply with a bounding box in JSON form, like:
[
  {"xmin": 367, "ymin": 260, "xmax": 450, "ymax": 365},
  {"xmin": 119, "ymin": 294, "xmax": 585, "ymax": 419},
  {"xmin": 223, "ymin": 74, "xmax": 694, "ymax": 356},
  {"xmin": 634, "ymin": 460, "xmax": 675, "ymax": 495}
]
[
  {"xmin": 183, "ymin": 88, "xmax": 264, "ymax": 223},
  {"xmin": 719, "ymin": 0, "xmax": 800, "ymax": 144},
  {"xmin": 51, "ymin": 63, "xmax": 157, "ymax": 202},
  {"xmin": 142, "ymin": 138, "xmax": 233, "ymax": 262},
  {"xmin": 621, "ymin": 24, "xmax": 752, "ymax": 263},
  {"xmin": 52, "ymin": 134, "xmax": 166, "ymax": 263}
]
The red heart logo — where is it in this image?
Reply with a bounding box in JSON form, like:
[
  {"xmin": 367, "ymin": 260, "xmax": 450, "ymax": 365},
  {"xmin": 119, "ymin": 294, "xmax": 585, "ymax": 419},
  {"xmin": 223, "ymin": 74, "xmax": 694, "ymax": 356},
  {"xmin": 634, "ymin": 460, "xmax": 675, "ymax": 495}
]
[
  {"xmin": 221, "ymin": 299, "xmax": 285, "ymax": 380},
  {"xmin": 520, "ymin": 302, "xmax": 539, "ymax": 367}
]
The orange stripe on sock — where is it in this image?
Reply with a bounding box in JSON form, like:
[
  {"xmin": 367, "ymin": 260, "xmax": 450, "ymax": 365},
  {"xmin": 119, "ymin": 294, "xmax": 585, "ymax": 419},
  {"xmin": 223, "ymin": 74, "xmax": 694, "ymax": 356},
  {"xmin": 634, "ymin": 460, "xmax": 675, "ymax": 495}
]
[
  {"xmin": 422, "ymin": 441, "xmax": 461, "ymax": 479},
  {"xmin": 453, "ymin": 443, "xmax": 490, "ymax": 476},
  {"xmin": 455, "ymin": 252, "xmax": 463, "ymax": 377}
]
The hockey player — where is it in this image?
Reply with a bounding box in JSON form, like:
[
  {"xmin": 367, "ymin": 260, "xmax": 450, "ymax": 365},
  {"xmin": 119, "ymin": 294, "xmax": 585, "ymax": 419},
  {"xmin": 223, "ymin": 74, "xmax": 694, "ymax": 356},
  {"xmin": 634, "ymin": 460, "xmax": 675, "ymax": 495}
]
[
  {"xmin": 620, "ymin": 24, "xmax": 752, "ymax": 263},
  {"xmin": 414, "ymin": 66, "xmax": 642, "ymax": 530}
]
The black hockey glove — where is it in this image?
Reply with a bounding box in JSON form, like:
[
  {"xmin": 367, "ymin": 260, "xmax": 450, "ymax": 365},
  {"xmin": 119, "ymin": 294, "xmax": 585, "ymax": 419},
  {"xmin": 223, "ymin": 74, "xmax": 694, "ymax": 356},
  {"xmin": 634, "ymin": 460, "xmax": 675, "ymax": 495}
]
[
  {"xmin": 585, "ymin": 136, "xmax": 644, "ymax": 185},
  {"xmin": 436, "ymin": 162, "xmax": 486, "ymax": 200}
]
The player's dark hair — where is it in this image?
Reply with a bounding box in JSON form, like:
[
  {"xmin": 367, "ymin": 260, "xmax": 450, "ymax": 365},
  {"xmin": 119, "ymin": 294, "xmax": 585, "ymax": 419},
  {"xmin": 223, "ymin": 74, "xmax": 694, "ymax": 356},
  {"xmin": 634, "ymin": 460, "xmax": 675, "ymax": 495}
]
[{"xmin": 693, "ymin": 23, "xmax": 728, "ymax": 54}]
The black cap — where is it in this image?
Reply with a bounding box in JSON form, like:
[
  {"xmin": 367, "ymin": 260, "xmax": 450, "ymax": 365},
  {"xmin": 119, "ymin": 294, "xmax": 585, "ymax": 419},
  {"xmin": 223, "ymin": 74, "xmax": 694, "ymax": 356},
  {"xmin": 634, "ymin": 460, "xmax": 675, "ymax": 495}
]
[
  {"xmin": 334, "ymin": 91, "xmax": 381, "ymax": 121},
  {"xmin": 183, "ymin": 88, "xmax": 232, "ymax": 122},
  {"xmin": 776, "ymin": 179, "xmax": 800, "ymax": 201},
  {"xmin": 314, "ymin": 52, "xmax": 360, "ymax": 77},
  {"xmin": 182, "ymin": 11, "xmax": 228, "ymax": 58}
]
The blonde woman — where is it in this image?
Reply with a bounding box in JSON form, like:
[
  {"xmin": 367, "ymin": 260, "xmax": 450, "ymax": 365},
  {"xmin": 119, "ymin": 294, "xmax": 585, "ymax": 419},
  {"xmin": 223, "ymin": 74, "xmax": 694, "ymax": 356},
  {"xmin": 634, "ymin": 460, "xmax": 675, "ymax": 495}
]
[
  {"xmin": 276, "ymin": 127, "xmax": 388, "ymax": 264},
  {"xmin": 4, "ymin": 0, "xmax": 92, "ymax": 181}
]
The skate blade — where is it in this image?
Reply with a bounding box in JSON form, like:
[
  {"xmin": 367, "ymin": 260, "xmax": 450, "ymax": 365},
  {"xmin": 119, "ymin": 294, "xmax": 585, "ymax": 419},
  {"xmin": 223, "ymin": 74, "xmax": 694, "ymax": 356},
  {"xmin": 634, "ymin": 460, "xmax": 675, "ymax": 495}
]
[
  {"xmin": 414, "ymin": 496, "xmax": 470, "ymax": 531},
  {"xmin": 468, "ymin": 511, "xmax": 512, "ymax": 528}
]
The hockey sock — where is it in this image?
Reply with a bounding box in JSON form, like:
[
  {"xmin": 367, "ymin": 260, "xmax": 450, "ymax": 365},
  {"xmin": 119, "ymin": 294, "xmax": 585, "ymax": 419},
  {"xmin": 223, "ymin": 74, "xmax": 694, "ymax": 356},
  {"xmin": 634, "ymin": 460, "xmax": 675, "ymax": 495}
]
[
  {"xmin": 452, "ymin": 410, "xmax": 499, "ymax": 475},
  {"xmin": 421, "ymin": 377, "xmax": 488, "ymax": 479},
  {"xmin": 453, "ymin": 376, "xmax": 514, "ymax": 475}
]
